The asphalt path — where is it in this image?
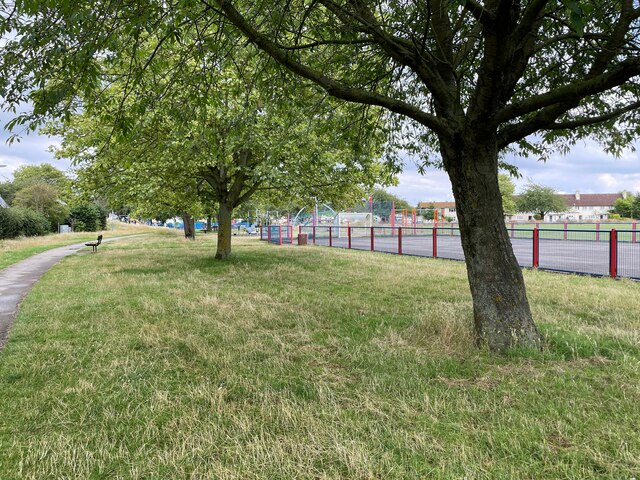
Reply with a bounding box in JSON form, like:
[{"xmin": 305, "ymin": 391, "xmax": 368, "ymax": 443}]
[
  {"xmin": 301, "ymin": 233, "xmax": 640, "ymax": 279},
  {"xmin": 0, "ymin": 235, "xmax": 146, "ymax": 350}
]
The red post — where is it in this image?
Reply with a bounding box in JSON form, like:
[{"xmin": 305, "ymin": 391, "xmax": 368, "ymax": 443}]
[
  {"xmin": 633, "ymin": 222, "xmax": 637, "ymax": 244},
  {"xmin": 278, "ymin": 225, "xmax": 283, "ymax": 245},
  {"xmin": 299, "ymin": 225, "xmax": 302, "ymax": 235},
  {"xmin": 533, "ymin": 227, "xmax": 539, "ymax": 268},
  {"xmin": 432, "ymin": 225, "xmax": 437, "ymax": 257},
  {"xmin": 313, "ymin": 225, "xmax": 316, "ymax": 244},
  {"xmin": 370, "ymin": 226, "xmax": 374, "ymax": 251},
  {"xmin": 398, "ymin": 227, "xmax": 402, "ymax": 255},
  {"xmin": 610, "ymin": 229, "xmax": 618, "ymax": 278},
  {"xmin": 289, "ymin": 224, "xmax": 293, "ymax": 244},
  {"xmin": 268, "ymin": 225, "xmax": 271, "ymax": 243},
  {"xmin": 329, "ymin": 226, "xmax": 333, "ymax": 247},
  {"xmin": 564, "ymin": 221, "xmax": 567, "ymax": 240},
  {"xmin": 596, "ymin": 222, "xmax": 600, "ymax": 242}
]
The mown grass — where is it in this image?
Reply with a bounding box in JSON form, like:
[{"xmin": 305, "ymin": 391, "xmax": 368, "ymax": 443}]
[
  {"xmin": 0, "ymin": 222, "xmax": 178, "ymax": 270},
  {"xmin": 1, "ymin": 236, "xmax": 639, "ymax": 479}
]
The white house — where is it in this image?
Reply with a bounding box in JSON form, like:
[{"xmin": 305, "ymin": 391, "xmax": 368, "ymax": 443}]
[
  {"xmin": 419, "ymin": 192, "xmax": 625, "ymax": 223},
  {"xmin": 507, "ymin": 192, "xmax": 624, "ymax": 222}
]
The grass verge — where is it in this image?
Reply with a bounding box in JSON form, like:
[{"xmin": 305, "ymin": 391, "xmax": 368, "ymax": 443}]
[
  {"xmin": 0, "ymin": 222, "xmax": 178, "ymax": 270},
  {"xmin": 1, "ymin": 236, "xmax": 639, "ymax": 478}
]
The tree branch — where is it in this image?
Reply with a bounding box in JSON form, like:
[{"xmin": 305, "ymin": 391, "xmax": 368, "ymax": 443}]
[
  {"xmin": 494, "ymin": 57, "xmax": 640, "ymax": 124},
  {"xmin": 209, "ymin": 0, "xmax": 452, "ymax": 136},
  {"xmin": 543, "ymin": 100, "xmax": 640, "ymax": 130}
]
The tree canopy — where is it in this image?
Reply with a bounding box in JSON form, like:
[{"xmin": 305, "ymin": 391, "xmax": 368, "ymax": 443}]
[{"xmin": 516, "ymin": 184, "xmax": 568, "ymax": 220}]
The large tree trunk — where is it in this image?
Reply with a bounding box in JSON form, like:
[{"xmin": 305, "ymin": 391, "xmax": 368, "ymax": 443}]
[
  {"xmin": 182, "ymin": 212, "xmax": 196, "ymax": 240},
  {"xmin": 444, "ymin": 137, "xmax": 543, "ymax": 352},
  {"xmin": 216, "ymin": 202, "xmax": 233, "ymax": 259}
]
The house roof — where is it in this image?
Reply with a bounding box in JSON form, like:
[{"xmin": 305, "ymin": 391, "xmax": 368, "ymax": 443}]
[
  {"xmin": 419, "ymin": 193, "xmax": 623, "ymax": 210},
  {"xmin": 417, "ymin": 201, "xmax": 455, "ymax": 209},
  {"xmin": 559, "ymin": 193, "xmax": 623, "ymax": 207}
]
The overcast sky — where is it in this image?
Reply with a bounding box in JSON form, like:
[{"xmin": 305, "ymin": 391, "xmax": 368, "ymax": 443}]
[{"xmin": 1, "ymin": 113, "xmax": 638, "ymax": 206}]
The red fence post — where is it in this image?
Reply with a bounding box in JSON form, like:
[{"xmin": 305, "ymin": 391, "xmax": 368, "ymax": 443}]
[
  {"xmin": 564, "ymin": 221, "xmax": 567, "ymax": 240},
  {"xmin": 370, "ymin": 226, "xmax": 374, "ymax": 251},
  {"xmin": 299, "ymin": 225, "xmax": 302, "ymax": 235},
  {"xmin": 433, "ymin": 225, "xmax": 437, "ymax": 258},
  {"xmin": 348, "ymin": 226, "xmax": 352, "ymax": 249},
  {"xmin": 633, "ymin": 222, "xmax": 637, "ymax": 244},
  {"xmin": 398, "ymin": 227, "xmax": 403, "ymax": 255},
  {"xmin": 279, "ymin": 225, "xmax": 283, "ymax": 245},
  {"xmin": 596, "ymin": 222, "xmax": 600, "ymax": 242},
  {"xmin": 329, "ymin": 226, "xmax": 333, "ymax": 247},
  {"xmin": 313, "ymin": 225, "xmax": 316, "ymax": 244},
  {"xmin": 533, "ymin": 227, "xmax": 539, "ymax": 268},
  {"xmin": 268, "ymin": 225, "xmax": 271, "ymax": 243},
  {"xmin": 289, "ymin": 224, "xmax": 293, "ymax": 244},
  {"xmin": 610, "ymin": 229, "xmax": 618, "ymax": 278}
]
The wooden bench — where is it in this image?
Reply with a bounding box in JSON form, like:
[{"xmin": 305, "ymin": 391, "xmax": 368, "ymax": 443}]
[{"xmin": 85, "ymin": 234, "xmax": 103, "ymax": 253}]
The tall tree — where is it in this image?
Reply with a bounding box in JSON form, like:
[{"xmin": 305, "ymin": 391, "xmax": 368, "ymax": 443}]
[
  {"xmin": 3, "ymin": 1, "xmax": 640, "ymax": 350},
  {"xmin": 50, "ymin": 42, "xmax": 390, "ymax": 258},
  {"xmin": 516, "ymin": 184, "xmax": 568, "ymax": 221},
  {"xmin": 13, "ymin": 183, "xmax": 69, "ymax": 230}
]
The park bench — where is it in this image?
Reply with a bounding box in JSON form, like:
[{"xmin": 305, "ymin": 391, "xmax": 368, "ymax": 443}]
[{"xmin": 85, "ymin": 234, "xmax": 103, "ymax": 253}]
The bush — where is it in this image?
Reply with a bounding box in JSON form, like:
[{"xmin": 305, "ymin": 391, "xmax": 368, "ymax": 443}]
[
  {"xmin": 0, "ymin": 207, "xmax": 50, "ymax": 239},
  {"xmin": 68, "ymin": 203, "xmax": 107, "ymax": 232}
]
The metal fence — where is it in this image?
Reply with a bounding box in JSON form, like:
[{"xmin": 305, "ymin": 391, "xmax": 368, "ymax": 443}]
[{"xmin": 260, "ymin": 225, "xmax": 640, "ymax": 280}]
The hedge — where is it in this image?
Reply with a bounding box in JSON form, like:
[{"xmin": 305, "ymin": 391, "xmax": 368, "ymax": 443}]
[{"xmin": 0, "ymin": 207, "xmax": 51, "ymax": 239}]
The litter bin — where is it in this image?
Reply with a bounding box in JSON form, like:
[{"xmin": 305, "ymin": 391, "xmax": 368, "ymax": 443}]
[{"xmin": 298, "ymin": 233, "xmax": 308, "ymax": 245}]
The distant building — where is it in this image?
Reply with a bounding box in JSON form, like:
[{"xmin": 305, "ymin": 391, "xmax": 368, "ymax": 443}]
[
  {"xmin": 0, "ymin": 195, "xmax": 8, "ymax": 208},
  {"xmin": 507, "ymin": 192, "xmax": 625, "ymax": 222},
  {"xmin": 417, "ymin": 201, "xmax": 458, "ymax": 222},
  {"xmin": 419, "ymin": 192, "xmax": 626, "ymax": 223}
]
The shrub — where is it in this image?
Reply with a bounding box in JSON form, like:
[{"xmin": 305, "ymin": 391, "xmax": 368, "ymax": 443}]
[
  {"xmin": 68, "ymin": 203, "xmax": 106, "ymax": 232},
  {"xmin": 0, "ymin": 207, "xmax": 50, "ymax": 239}
]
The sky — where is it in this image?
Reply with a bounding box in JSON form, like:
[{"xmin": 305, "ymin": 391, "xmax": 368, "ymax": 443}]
[{"xmin": 1, "ymin": 112, "xmax": 639, "ymax": 206}]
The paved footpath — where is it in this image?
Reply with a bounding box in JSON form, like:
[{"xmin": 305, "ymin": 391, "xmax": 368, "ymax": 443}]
[{"xmin": 0, "ymin": 235, "xmax": 146, "ymax": 350}]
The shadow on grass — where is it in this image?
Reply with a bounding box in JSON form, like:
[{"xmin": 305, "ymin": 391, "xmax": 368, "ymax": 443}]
[{"xmin": 502, "ymin": 324, "xmax": 640, "ymax": 362}]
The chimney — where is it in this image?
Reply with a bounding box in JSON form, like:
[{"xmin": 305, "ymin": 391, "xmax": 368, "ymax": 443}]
[
  {"xmin": 622, "ymin": 191, "xmax": 629, "ymax": 199},
  {"xmin": 575, "ymin": 191, "xmax": 581, "ymax": 200}
]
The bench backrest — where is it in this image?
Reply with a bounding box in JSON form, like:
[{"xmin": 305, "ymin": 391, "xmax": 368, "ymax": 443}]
[{"xmin": 97, "ymin": 234, "xmax": 103, "ymax": 245}]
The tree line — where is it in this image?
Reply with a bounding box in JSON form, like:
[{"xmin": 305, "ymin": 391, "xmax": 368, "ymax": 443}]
[{"xmin": 0, "ymin": 165, "xmax": 107, "ymax": 239}]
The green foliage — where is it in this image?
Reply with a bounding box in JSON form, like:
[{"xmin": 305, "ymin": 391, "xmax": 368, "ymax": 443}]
[
  {"xmin": 0, "ymin": 181, "xmax": 20, "ymax": 206},
  {"xmin": 12, "ymin": 164, "xmax": 73, "ymax": 203},
  {"xmin": 516, "ymin": 184, "xmax": 568, "ymax": 221},
  {"xmin": 612, "ymin": 196, "xmax": 634, "ymax": 218},
  {"xmin": 498, "ymin": 174, "xmax": 517, "ymax": 216},
  {"xmin": 422, "ymin": 203, "xmax": 436, "ymax": 221},
  {"xmin": 12, "ymin": 183, "xmax": 69, "ymax": 231},
  {"xmin": 68, "ymin": 203, "xmax": 106, "ymax": 232},
  {"xmin": 0, "ymin": 207, "xmax": 50, "ymax": 239}
]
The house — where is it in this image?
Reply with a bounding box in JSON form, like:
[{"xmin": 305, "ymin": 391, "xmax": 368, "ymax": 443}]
[
  {"xmin": 419, "ymin": 192, "xmax": 625, "ymax": 223},
  {"xmin": 507, "ymin": 192, "xmax": 624, "ymax": 222},
  {"xmin": 417, "ymin": 201, "xmax": 458, "ymax": 222},
  {"xmin": 0, "ymin": 195, "xmax": 8, "ymax": 208}
]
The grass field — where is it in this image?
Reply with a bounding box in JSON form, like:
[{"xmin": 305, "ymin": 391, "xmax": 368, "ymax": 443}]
[
  {"xmin": 1, "ymin": 235, "xmax": 639, "ymax": 478},
  {"xmin": 0, "ymin": 222, "xmax": 177, "ymax": 270}
]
